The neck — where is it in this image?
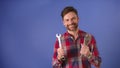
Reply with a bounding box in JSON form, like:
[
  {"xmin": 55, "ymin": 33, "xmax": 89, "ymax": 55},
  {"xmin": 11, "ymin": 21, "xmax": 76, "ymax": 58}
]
[{"xmin": 68, "ymin": 29, "xmax": 79, "ymax": 40}]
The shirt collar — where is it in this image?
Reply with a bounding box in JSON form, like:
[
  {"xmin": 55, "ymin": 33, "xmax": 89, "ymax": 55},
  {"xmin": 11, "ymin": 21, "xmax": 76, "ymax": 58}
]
[{"xmin": 64, "ymin": 29, "xmax": 83, "ymax": 39}]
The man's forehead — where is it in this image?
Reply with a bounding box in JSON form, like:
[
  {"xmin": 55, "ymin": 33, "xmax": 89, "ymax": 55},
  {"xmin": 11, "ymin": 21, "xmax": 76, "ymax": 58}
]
[{"xmin": 63, "ymin": 13, "xmax": 77, "ymax": 20}]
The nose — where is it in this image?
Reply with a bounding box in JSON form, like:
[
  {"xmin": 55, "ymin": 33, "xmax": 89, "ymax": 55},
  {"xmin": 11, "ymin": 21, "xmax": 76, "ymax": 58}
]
[{"xmin": 69, "ymin": 19, "xmax": 74, "ymax": 24}]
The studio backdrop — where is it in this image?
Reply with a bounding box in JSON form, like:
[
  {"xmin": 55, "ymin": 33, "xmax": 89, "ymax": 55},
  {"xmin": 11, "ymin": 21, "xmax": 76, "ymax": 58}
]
[{"xmin": 0, "ymin": 0, "xmax": 120, "ymax": 68}]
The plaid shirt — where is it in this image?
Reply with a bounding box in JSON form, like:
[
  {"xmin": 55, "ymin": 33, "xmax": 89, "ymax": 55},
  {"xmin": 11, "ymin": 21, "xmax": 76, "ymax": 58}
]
[{"xmin": 52, "ymin": 30, "xmax": 101, "ymax": 68}]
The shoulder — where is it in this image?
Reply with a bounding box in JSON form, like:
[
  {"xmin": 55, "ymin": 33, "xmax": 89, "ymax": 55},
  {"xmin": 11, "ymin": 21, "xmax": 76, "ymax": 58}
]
[
  {"xmin": 60, "ymin": 31, "xmax": 69, "ymax": 39},
  {"xmin": 79, "ymin": 30, "xmax": 92, "ymax": 36},
  {"xmin": 79, "ymin": 30, "xmax": 95, "ymax": 39},
  {"xmin": 80, "ymin": 30, "xmax": 97, "ymax": 45}
]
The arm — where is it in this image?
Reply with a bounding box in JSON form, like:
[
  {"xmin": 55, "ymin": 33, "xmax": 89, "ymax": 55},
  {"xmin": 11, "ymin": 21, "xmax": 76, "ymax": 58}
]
[
  {"xmin": 52, "ymin": 39, "xmax": 63, "ymax": 68},
  {"xmin": 87, "ymin": 36, "xmax": 102, "ymax": 67}
]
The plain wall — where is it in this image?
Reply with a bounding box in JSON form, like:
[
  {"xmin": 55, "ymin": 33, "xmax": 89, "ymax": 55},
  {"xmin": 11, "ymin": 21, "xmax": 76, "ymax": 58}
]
[{"xmin": 0, "ymin": 0, "xmax": 120, "ymax": 68}]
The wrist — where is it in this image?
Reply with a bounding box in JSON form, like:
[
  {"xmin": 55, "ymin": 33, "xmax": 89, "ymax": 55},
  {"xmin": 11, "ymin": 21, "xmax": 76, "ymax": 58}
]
[{"xmin": 57, "ymin": 55, "xmax": 61, "ymax": 60}]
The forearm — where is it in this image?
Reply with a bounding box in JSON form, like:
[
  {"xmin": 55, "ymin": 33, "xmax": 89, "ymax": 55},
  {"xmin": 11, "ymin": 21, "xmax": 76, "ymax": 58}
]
[
  {"xmin": 53, "ymin": 40, "xmax": 62, "ymax": 68},
  {"xmin": 88, "ymin": 36, "xmax": 102, "ymax": 67}
]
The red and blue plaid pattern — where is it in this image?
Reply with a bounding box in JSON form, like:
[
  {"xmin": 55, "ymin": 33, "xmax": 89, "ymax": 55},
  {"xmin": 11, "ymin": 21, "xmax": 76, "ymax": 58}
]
[{"xmin": 52, "ymin": 30, "xmax": 101, "ymax": 68}]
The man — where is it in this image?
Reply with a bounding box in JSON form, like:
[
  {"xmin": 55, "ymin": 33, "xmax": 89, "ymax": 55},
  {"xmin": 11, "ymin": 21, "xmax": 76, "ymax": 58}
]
[{"xmin": 52, "ymin": 6, "xmax": 101, "ymax": 68}]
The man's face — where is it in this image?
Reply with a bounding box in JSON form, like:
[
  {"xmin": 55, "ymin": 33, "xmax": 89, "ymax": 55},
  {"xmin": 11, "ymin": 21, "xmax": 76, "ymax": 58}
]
[{"xmin": 63, "ymin": 12, "xmax": 79, "ymax": 31}]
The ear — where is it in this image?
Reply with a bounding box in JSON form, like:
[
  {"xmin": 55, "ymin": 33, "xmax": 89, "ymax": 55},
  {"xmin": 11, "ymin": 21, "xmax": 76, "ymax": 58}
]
[
  {"xmin": 63, "ymin": 22, "xmax": 65, "ymax": 27},
  {"xmin": 62, "ymin": 20, "xmax": 65, "ymax": 26}
]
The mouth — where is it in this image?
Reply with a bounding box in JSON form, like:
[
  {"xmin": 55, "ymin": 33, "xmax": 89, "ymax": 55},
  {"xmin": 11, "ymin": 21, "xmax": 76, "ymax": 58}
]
[
  {"xmin": 69, "ymin": 25, "xmax": 75, "ymax": 28},
  {"xmin": 68, "ymin": 23, "xmax": 76, "ymax": 27},
  {"xmin": 66, "ymin": 23, "xmax": 78, "ymax": 31}
]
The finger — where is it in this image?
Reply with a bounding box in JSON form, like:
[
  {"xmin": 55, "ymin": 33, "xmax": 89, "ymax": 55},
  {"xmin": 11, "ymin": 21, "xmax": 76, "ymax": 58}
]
[{"xmin": 59, "ymin": 48, "xmax": 64, "ymax": 55}]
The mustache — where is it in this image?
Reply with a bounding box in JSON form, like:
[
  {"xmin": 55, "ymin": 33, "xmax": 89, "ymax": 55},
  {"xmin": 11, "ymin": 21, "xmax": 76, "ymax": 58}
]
[{"xmin": 68, "ymin": 23, "xmax": 77, "ymax": 26}]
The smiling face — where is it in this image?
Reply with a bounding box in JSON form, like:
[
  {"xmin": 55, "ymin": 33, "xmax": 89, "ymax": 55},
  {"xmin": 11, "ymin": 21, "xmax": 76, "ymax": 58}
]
[{"xmin": 63, "ymin": 12, "xmax": 79, "ymax": 32}]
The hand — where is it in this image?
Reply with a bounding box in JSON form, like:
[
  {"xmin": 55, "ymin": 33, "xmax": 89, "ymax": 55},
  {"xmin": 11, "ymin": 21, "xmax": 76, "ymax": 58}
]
[
  {"xmin": 57, "ymin": 48, "xmax": 65, "ymax": 60},
  {"xmin": 80, "ymin": 44, "xmax": 91, "ymax": 57}
]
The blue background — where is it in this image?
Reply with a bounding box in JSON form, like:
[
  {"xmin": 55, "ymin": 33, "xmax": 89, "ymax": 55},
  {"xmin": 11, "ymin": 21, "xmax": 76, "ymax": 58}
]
[{"xmin": 0, "ymin": 0, "xmax": 120, "ymax": 68}]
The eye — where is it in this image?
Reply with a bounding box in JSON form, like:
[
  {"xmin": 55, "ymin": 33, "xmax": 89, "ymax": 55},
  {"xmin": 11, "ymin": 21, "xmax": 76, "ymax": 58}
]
[
  {"xmin": 72, "ymin": 17, "xmax": 76, "ymax": 20},
  {"xmin": 65, "ymin": 19, "xmax": 69, "ymax": 22}
]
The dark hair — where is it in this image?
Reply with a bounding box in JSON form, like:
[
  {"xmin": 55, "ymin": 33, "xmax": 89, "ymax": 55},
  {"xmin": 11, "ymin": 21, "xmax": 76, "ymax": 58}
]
[{"xmin": 61, "ymin": 6, "xmax": 78, "ymax": 19}]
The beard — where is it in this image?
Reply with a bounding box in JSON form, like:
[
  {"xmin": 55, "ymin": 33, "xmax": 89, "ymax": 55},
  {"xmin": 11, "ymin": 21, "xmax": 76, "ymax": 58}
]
[{"xmin": 66, "ymin": 23, "xmax": 78, "ymax": 31}]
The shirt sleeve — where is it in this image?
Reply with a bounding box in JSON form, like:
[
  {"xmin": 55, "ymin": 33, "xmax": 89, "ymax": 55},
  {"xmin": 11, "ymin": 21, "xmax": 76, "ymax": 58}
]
[
  {"xmin": 87, "ymin": 36, "xmax": 102, "ymax": 67},
  {"xmin": 52, "ymin": 39, "xmax": 63, "ymax": 68}
]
